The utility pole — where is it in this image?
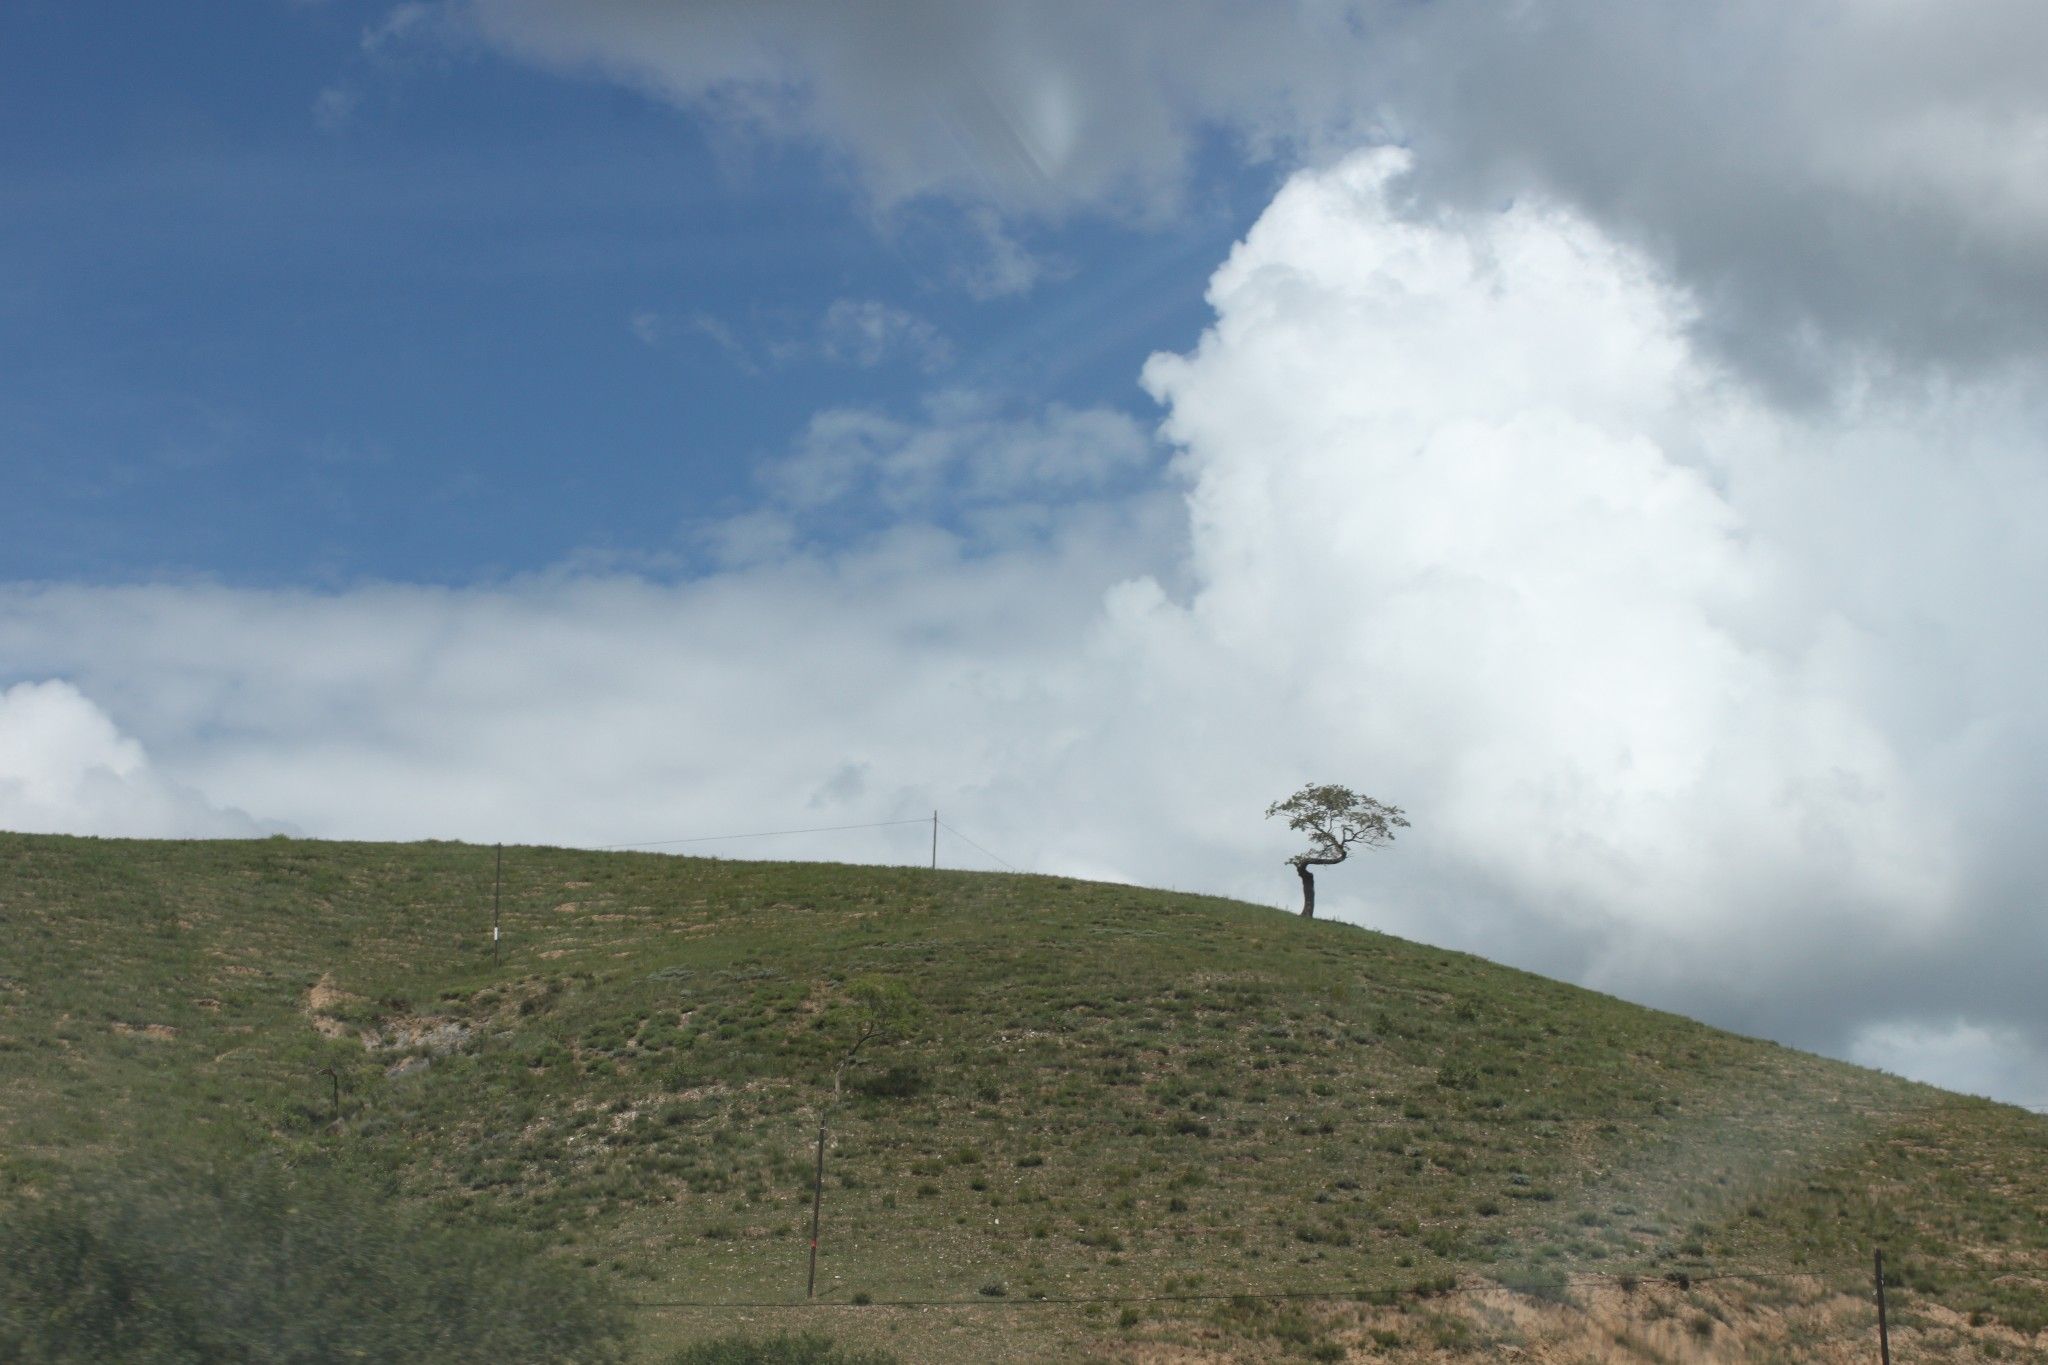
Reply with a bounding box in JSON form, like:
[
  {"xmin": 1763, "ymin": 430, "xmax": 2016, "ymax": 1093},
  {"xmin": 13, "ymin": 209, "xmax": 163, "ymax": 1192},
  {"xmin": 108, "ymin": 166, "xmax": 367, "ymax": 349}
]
[
  {"xmin": 493, "ymin": 843, "xmax": 502, "ymax": 967},
  {"xmin": 806, "ymin": 1018, "xmax": 882, "ymax": 1299},
  {"xmin": 1875, "ymin": 1248, "xmax": 1892, "ymax": 1365},
  {"xmin": 930, "ymin": 810, "xmax": 938, "ymax": 870},
  {"xmin": 806, "ymin": 1117, "xmax": 828, "ymax": 1298}
]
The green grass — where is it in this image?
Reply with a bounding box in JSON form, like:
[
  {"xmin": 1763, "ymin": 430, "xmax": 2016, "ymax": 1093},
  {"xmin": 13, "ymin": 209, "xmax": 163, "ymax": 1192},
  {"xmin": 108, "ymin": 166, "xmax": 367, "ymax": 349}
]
[{"xmin": 3, "ymin": 831, "xmax": 2044, "ymax": 1361}]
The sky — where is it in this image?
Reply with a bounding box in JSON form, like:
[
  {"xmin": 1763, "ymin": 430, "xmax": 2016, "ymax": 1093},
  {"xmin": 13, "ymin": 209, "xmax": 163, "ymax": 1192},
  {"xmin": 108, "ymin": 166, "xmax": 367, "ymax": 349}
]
[{"xmin": 4, "ymin": 1, "xmax": 2047, "ymax": 1109}]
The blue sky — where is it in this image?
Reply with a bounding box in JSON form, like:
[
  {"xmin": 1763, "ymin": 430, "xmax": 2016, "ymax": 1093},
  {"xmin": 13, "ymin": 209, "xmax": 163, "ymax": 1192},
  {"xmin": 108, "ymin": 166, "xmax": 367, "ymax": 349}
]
[
  {"xmin": 1, "ymin": 0, "xmax": 1261, "ymax": 584},
  {"xmin": 7, "ymin": 1, "xmax": 2048, "ymax": 1105}
]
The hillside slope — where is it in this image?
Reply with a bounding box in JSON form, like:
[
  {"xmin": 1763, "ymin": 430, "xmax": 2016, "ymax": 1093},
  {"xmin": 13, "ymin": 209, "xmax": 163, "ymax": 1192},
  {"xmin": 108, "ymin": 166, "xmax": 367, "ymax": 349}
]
[{"xmin": 2, "ymin": 833, "xmax": 2043, "ymax": 1362}]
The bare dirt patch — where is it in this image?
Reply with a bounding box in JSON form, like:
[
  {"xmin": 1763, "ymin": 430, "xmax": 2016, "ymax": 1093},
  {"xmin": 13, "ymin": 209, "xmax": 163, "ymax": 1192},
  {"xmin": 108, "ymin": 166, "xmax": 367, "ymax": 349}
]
[
  {"xmin": 306, "ymin": 974, "xmax": 354, "ymax": 1015},
  {"xmin": 303, "ymin": 974, "xmax": 468, "ymax": 1056},
  {"xmin": 362, "ymin": 1017, "xmax": 470, "ymax": 1054},
  {"xmin": 306, "ymin": 973, "xmax": 361, "ymax": 1040}
]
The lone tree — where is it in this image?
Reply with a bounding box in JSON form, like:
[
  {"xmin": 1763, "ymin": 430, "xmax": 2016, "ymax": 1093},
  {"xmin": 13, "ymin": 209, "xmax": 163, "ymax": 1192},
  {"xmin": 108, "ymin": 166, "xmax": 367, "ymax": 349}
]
[{"xmin": 1266, "ymin": 782, "xmax": 1408, "ymax": 918}]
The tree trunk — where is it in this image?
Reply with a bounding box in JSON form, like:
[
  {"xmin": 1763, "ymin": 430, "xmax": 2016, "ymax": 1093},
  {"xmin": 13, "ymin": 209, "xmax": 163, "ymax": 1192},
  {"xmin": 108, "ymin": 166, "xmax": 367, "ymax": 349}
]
[{"xmin": 1296, "ymin": 861, "xmax": 1315, "ymax": 918}]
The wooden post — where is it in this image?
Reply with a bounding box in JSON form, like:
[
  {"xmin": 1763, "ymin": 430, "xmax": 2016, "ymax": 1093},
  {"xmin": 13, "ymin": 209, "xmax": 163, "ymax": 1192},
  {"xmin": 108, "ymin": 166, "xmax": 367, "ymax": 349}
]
[
  {"xmin": 806, "ymin": 1117, "xmax": 829, "ymax": 1298},
  {"xmin": 930, "ymin": 810, "xmax": 938, "ymax": 870},
  {"xmin": 1875, "ymin": 1248, "xmax": 1892, "ymax": 1365},
  {"xmin": 492, "ymin": 843, "xmax": 502, "ymax": 966}
]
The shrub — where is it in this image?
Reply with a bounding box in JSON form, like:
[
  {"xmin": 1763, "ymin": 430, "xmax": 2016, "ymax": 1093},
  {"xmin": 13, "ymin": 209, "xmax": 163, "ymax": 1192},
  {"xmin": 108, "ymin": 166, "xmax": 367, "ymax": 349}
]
[
  {"xmin": 853, "ymin": 1064, "xmax": 925, "ymax": 1101},
  {"xmin": 0, "ymin": 1152, "xmax": 624, "ymax": 1364},
  {"xmin": 668, "ymin": 1333, "xmax": 899, "ymax": 1365}
]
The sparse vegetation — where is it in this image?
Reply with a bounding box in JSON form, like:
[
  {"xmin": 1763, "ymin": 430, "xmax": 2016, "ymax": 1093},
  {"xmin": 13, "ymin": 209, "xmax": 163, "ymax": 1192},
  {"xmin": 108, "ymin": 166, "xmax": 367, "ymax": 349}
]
[
  {"xmin": 667, "ymin": 1333, "xmax": 898, "ymax": 1365},
  {"xmin": 0, "ymin": 1147, "xmax": 624, "ymax": 1363},
  {"xmin": 1, "ymin": 830, "xmax": 2042, "ymax": 1361}
]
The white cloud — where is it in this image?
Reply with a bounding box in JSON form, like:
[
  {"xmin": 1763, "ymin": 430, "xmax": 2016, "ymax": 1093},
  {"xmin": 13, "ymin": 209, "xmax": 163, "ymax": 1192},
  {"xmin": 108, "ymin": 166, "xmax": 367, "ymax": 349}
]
[
  {"xmin": 363, "ymin": 2, "xmax": 440, "ymax": 56},
  {"xmin": 0, "ymin": 680, "xmax": 269, "ymax": 839},
  {"xmin": 767, "ymin": 391, "xmax": 1156, "ymax": 519},
  {"xmin": 1125, "ymin": 151, "xmax": 2036, "ymax": 1059},
  {"xmin": 1849, "ymin": 1020, "xmax": 2048, "ymax": 1110},
  {"xmin": 1377, "ymin": 0, "xmax": 2048, "ymax": 380},
  {"xmin": 0, "ymin": 517, "xmax": 1164, "ymax": 858},
  {"xmin": 944, "ymin": 207, "xmax": 1051, "ymax": 300},
  {"xmin": 816, "ymin": 299, "xmax": 953, "ymax": 372},
  {"xmin": 455, "ymin": 0, "xmax": 1373, "ymax": 221},
  {"xmin": 8, "ymin": 149, "xmax": 2048, "ymax": 1100}
]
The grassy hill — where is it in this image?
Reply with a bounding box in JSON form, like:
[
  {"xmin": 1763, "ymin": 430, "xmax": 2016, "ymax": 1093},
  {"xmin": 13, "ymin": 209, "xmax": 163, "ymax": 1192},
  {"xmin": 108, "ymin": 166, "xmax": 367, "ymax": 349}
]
[{"xmin": 2, "ymin": 832, "xmax": 2044, "ymax": 1362}]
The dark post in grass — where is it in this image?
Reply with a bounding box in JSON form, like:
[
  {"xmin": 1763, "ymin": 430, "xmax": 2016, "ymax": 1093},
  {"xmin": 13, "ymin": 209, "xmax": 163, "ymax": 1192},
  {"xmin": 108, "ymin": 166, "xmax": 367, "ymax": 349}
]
[
  {"xmin": 1875, "ymin": 1247, "xmax": 1892, "ymax": 1365},
  {"xmin": 317, "ymin": 1065, "xmax": 339, "ymax": 1124},
  {"xmin": 806, "ymin": 1117, "xmax": 829, "ymax": 1298},
  {"xmin": 492, "ymin": 842, "xmax": 502, "ymax": 966}
]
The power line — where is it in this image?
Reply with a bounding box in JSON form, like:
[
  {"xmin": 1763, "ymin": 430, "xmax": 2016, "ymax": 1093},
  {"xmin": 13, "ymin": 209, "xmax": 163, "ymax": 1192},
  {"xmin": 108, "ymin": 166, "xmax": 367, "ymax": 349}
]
[{"xmin": 938, "ymin": 819, "xmax": 1020, "ymax": 873}]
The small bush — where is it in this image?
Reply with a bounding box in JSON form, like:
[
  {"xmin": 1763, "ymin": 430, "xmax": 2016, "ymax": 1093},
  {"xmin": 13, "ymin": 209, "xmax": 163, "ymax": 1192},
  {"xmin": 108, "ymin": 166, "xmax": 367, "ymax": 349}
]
[
  {"xmin": 0, "ymin": 1152, "xmax": 624, "ymax": 1364},
  {"xmin": 853, "ymin": 1065, "xmax": 925, "ymax": 1101},
  {"xmin": 668, "ymin": 1333, "xmax": 900, "ymax": 1365}
]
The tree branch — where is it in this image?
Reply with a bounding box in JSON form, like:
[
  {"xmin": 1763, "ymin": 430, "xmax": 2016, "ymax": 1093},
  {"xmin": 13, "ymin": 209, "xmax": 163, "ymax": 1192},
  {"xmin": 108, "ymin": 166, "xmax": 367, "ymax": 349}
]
[{"xmin": 1290, "ymin": 851, "xmax": 1349, "ymax": 868}]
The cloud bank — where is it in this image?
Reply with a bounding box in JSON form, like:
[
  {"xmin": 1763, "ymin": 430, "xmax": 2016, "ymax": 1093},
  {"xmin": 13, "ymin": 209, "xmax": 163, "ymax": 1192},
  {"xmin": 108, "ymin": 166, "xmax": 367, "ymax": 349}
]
[
  {"xmin": 0, "ymin": 680, "xmax": 269, "ymax": 838},
  {"xmin": 458, "ymin": 0, "xmax": 1373, "ymax": 221},
  {"xmin": 447, "ymin": 0, "xmax": 2048, "ymax": 383},
  {"xmin": 7, "ymin": 148, "xmax": 2046, "ymax": 1103}
]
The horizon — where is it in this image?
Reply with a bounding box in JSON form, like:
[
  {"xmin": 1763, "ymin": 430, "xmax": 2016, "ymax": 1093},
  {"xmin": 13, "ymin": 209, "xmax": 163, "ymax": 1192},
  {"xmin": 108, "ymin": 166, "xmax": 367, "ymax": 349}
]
[{"xmin": 5, "ymin": 2, "xmax": 2048, "ymax": 1110}]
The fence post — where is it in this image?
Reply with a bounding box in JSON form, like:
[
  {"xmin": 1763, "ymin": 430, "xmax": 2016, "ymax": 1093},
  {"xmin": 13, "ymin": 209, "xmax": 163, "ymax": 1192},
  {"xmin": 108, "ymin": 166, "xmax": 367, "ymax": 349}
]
[
  {"xmin": 1875, "ymin": 1247, "xmax": 1892, "ymax": 1365},
  {"xmin": 493, "ymin": 843, "xmax": 502, "ymax": 966},
  {"xmin": 806, "ymin": 1117, "xmax": 829, "ymax": 1298},
  {"xmin": 930, "ymin": 810, "xmax": 938, "ymax": 870}
]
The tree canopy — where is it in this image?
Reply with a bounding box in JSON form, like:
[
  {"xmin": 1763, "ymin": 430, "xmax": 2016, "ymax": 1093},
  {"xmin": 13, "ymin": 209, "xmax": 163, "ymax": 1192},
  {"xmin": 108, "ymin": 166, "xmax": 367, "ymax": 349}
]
[{"xmin": 1265, "ymin": 783, "xmax": 1407, "ymax": 917}]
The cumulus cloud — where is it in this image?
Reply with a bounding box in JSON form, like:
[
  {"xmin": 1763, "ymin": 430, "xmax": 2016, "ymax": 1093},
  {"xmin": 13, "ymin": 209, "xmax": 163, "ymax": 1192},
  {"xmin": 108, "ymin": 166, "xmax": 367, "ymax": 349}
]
[
  {"xmin": 7, "ymin": 149, "xmax": 2047, "ymax": 1100},
  {"xmin": 1380, "ymin": 0, "xmax": 2048, "ymax": 383},
  {"xmin": 1129, "ymin": 150, "xmax": 2048, "ymax": 1090},
  {"xmin": 441, "ymin": 0, "xmax": 2048, "ymax": 376},
  {"xmin": 0, "ymin": 680, "xmax": 270, "ymax": 839}
]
